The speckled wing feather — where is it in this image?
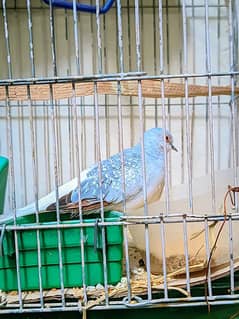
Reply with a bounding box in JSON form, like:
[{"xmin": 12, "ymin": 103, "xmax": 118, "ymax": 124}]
[{"xmin": 71, "ymin": 144, "xmax": 144, "ymax": 206}]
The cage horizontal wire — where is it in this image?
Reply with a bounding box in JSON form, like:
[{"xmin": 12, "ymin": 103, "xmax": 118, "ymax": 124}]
[{"xmin": 0, "ymin": 0, "xmax": 239, "ymax": 314}]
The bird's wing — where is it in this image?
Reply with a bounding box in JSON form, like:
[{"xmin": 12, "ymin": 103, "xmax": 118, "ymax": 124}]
[{"xmin": 71, "ymin": 146, "xmax": 144, "ymax": 206}]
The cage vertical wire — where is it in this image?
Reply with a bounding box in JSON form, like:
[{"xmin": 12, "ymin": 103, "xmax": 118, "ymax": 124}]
[{"xmin": 0, "ymin": 0, "xmax": 239, "ymax": 314}]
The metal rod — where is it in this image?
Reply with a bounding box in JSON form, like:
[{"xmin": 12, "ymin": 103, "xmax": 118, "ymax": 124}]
[
  {"xmin": 158, "ymin": 0, "xmax": 170, "ymax": 215},
  {"xmin": 116, "ymin": 0, "xmax": 124, "ymax": 74},
  {"xmin": 116, "ymin": 81, "xmax": 131, "ymax": 301},
  {"xmin": 160, "ymin": 215, "xmax": 168, "ymax": 299},
  {"xmin": 49, "ymin": 84, "xmax": 65, "ymax": 306},
  {"xmin": 55, "ymin": 100, "xmax": 63, "ymax": 185},
  {"xmin": 94, "ymin": 81, "xmax": 109, "ymax": 306},
  {"xmin": 115, "ymin": 1, "xmax": 131, "ymax": 297},
  {"xmin": 204, "ymin": 217, "xmax": 212, "ymax": 297},
  {"xmin": 228, "ymin": 0, "xmax": 238, "ymax": 210},
  {"xmin": 49, "ymin": 0, "xmax": 57, "ymax": 76},
  {"xmin": 205, "ymin": 0, "xmax": 216, "ymax": 213},
  {"xmin": 3, "ymin": 213, "xmax": 239, "ymax": 230},
  {"xmin": 2, "ymin": 70, "xmax": 239, "ymax": 86},
  {"xmin": 182, "ymin": 0, "xmax": 193, "ymax": 213},
  {"xmin": 5, "ymin": 86, "xmax": 23, "ymax": 309},
  {"xmin": 216, "ymin": 0, "xmax": 222, "ymax": 171},
  {"xmin": 72, "ymin": 82, "xmax": 88, "ymax": 305},
  {"xmin": 18, "ymin": 101, "xmax": 27, "ymax": 206},
  {"xmin": 72, "ymin": 0, "xmax": 80, "ymax": 74},
  {"xmin": 183, "ymin": 215, "xmax": 191, "ymax": 296},
  {"xmin": 228, "ymin": 214, "xmax": 234, "ymax": 294},
  {"xmin": 103, "ymin": 7, "xmax": 110, "ymax": 160},
  {"xmin": 2, "ymin": 0, "xmax": 13, "ymax": 79},
  {"xmin": 153, "ymin": 0, "xmax": 158, "ymax": 128},
  {"xmin": 26, "ymin": 0, "xmax": 35, "ymax": 78},
  {"xmin": 43, "ymin": 101, "xmax": 51, "ymax": 194},
  {"xmin": 27, "ymin": 84, "xmax": 44, "ymax": 308},
  {"xmin": 135, "ymin": 0, "xmax": 152, "ymax": 301},
  {"xmin": 96, "ymin": 0, "xmax": 103, "ymax": 74}
]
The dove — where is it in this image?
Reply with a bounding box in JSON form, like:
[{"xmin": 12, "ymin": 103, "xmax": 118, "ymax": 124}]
[{"xmin": 47, "ymin": 127, "xmax": 177, "ymax": 214}]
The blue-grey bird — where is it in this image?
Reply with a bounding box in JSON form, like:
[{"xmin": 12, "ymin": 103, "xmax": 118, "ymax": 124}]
[{"xmin": 47, "ymin": 127, "xmax": 177, "ymax": 214}]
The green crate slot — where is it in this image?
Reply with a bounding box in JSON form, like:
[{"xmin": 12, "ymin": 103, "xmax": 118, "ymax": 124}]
[{"xmin": 18, "ymin": 245, "xmax": 123, "ymax": 266}]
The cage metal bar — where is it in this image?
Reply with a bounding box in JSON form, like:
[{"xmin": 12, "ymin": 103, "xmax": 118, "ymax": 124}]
[
  {"xmin": 94, "ymin": 82, "xmax": 109, "ymax": 306},
  {"xmin": 55, "ymin": 100, "xmax": 63, "ymax": 185},
  {"xmin": 160, "ymin": 215, "xmax": 168, "ymax": 299},
  {"xmin": 152, "ymin": 0, "xmax": 158, "ymax": 128},
  {"xmin": 26, "ymin": 0, "xmax": 35, "ymax": 78},
  {"xmin": 18, "ymin": 101, "xmax": 27, "ymax": 206},
  {"xmin": 182, "ymin": 0, "xmax": 193, "ymax": 213},
  {"xmin": 67, "ymin": 99, "xmax": 74, "ymax": 179},
  {"xmin": 117, "ymin": 81, "xmax": 132, "ymax": 302},
  {"xmin": 2, "ymin": 0, "xmax": 12, "ymax": 79},
  {"xmin": 95, "ymin": 0, "xmax": 109, "ymax": 306},
  {"xmin": 72, "ymin": 0, "xmax": 87, "ymax": 181},
  {"xmin": 183, "ymin": 215, "xmax": 191, "ymax": 296},
  {"xmin": 2, "ymin": 217, "xmax": 239, "ymax": 234},
  {"xmin": 116, "ymin": 0, "xmax": 124, "ymax": 74},
  {"xmin": 158, "ymin": 0, "xmax": 170, "ymax": 215},
  {"xmin": 49, "ymin": 84, "xmax": 65, "ymax": 306},
  {"xmin": 228, "ymin": 214, "xmax": 234, "ymax": 294},
  {"xmin": 228, "ymin": 0, "xmax": 238, "ymax": 205},
  {"xmin": 5, "ymin": 86, "xmax": 23, "ymax": 310},
  {"xmin": 3, "ymin": 213, "xmax": 239, "ymax": 229},
  {"xmin": 204, "ymin": 0, "xmax": 216, "ymax": 214},
  {"xmin": 49, "ymin": 0, "xmax": 57, "ymax": 77},
  {"xmin": 204, "ymin": 217, "xmax": 212, "ymax": 297},
  {"xmin": 77, "ymin": 9, "xmax": 87, "ymax": 172},
  {"xmin": 116, "ymin": 0, "xmax": 132, "ymax": 302},
  {"xmin": 103, "ymin": 7, "xmax": 110, "ymax": 160},
  {"xmin": 179, "ymin": 0, "xmax": 185, "ymax": 187},
  {"xmin": 96, "ymin": 0, "xmax": 103, "ymax": 74},
  {"xmin": 125, "ymin": 0, "xmax": 135, "ymax": 147},
  {"xmin": 1, "ymin": 70, "xmax": 239, "ymax": 86},
  {"xmin": 72, "ymin": 0, "xmax": 80, "ymax": 74},
  {"xmin": 2, "ymin": 4, "xmax": 232, "ymax": 10},
  {"xmin": 27, "ymin": 84, "xmax": 44, "ymax": 309},
  {"xmin": 72, "ymin": 82, "xmax": 88, "ymax": 305},
  {"xmin": 3, "ymin": 296, "xmax": 239, "ymax": 314},
  {"xmin": 0, "ymin": 101, "xmax": 233, "ymax": 108},
  {"xmin": 165, "ymin": 0, "xmax": 172, "ymax": 188},
  {"xmin": 216, "ymin": 0, "xmax": 222, "ymax": 171},
  {"xmin": 43, "ymin": 101, "xmax": 52, "ymax": 194},
  {"xmin": 134, "ymin": 0, "xmax": 152, "ymax": 301}
]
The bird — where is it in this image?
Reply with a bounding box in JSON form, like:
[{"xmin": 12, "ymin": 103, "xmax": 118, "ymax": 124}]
[{"xmin": 46, "ymin": 127, "xmax": 177, "ymax": 215}]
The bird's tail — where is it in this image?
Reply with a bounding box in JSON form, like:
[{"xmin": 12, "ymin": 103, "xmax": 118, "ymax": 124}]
[{"xmin": 46, "ymin": 195, "xmax": 112, "ymax": 216}]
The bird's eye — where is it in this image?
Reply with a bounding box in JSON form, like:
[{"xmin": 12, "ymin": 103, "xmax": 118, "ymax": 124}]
[{"xmin": 165, "ymin": 135, "xmax": 169, "ymax": 142}]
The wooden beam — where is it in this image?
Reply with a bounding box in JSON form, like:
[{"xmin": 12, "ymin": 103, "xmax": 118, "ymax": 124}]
[{"xmin": 0, "ymin": 80, "xmax": 238, "ymax": 101}]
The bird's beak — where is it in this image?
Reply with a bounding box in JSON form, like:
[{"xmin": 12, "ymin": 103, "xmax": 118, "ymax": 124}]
[{"xmin": 170, "ymin": 142, "xmax": 178, "ymax": 152}]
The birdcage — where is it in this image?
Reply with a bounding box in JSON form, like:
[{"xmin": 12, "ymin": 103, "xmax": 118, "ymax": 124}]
[{"xmin": 0, "ymin": 0, "xmax": 239, "ymax": 317}]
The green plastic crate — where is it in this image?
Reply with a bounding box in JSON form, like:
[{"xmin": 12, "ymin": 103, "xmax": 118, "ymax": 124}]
[
  {"xmin": 0, "ymin": 211, "xmax": 123, "ymax": 291},
  {"xmin": 0, "ymin": 156, "xmax": 8, "ymax": 214}
]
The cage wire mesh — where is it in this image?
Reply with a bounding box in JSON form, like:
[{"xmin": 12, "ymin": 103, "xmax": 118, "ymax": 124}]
[{"xmin": 0, "ymin": 0, "xmax": 239, "ymax": 313}]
